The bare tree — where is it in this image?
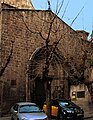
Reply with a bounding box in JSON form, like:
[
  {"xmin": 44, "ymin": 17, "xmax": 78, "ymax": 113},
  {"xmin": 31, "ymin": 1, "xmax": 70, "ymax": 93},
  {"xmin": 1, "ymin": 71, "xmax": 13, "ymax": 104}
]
[
  {"xmin": 0, "ymin": 41, "xmax": 14, "ymax": 115},
  {"xmin": 18, "ymin": 1, "xmax": 65, "ymax": 119},
  {"xmin": 16, "ymin": 0, "xmax": 93, "ymax": 119}
]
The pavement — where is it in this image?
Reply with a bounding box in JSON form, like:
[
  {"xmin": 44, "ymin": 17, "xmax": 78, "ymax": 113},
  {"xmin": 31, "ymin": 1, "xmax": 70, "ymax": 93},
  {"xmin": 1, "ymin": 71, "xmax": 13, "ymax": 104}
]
[
  {"xmin": 0, "ymin": 116, "xmax": 10, "ymax": 120},
  {"xmin": 84, "ymin": 108, "xmax": 93, "ymax": 119},
  {"xmin": 73, "ymin": 100, "xmax": 93, "ymax": 119}
]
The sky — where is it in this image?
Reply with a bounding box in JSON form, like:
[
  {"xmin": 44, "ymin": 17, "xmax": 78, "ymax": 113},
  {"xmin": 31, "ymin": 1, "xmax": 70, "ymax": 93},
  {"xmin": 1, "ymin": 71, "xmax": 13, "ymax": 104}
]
[{"xmin": 32, "ymin": 0, "xmax": 93, "ymax": 39}]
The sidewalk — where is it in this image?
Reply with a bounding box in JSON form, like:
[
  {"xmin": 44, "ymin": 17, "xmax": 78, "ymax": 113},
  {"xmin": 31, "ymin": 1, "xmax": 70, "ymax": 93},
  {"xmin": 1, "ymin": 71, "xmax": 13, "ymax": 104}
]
[
  {"xmin": 73, "ymin": 100, "xmax": 93, "ymax": 119},
  {"xmin": 0, "ymin": 116, "xmax": 10, "ymax": 120},
  {"xmin": 83, "ymin": 104, "xmax": 93, "ymax": 119}
]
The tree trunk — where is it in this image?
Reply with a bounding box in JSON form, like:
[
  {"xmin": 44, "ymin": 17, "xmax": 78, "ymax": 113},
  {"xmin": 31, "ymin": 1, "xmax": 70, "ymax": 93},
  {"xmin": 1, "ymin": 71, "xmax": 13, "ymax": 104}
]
[
  {"xmin": 46, "ymin": 80, "xmax": 51, "ymax": 120},
  {"xmin": 87, "ymin": 83, "xmax": 93, "ymax": 103}
]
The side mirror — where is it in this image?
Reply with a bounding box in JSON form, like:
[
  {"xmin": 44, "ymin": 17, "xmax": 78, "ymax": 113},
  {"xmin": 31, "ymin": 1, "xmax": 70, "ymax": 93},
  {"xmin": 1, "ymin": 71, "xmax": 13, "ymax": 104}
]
[
  {"xmin": 14, "ymin": 110, "xmax": 17, "ymax": 113},
  {"xmin": 41, "ymin": 109, "xmax": 44, "ymax": 112}
]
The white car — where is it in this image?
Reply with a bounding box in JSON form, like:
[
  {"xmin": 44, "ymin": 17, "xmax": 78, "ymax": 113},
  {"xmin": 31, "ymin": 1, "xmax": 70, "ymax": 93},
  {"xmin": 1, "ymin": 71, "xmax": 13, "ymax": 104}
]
[{"xmin": 10, "ymin": 102, "xmax": 47, "ymax": 120}]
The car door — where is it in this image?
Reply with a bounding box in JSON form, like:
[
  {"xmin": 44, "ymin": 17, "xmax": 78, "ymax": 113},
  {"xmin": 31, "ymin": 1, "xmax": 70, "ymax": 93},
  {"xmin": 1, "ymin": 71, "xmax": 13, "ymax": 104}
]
[{"xmin": 51, "ymin": 100, "xmax": 58, "ymax": 117}]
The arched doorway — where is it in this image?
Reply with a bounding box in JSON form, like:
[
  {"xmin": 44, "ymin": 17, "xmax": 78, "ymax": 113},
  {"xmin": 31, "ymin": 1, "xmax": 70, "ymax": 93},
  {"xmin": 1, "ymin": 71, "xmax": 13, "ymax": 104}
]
[{"xmin": 28, "ymin": 46, "xmax": 65, "ymax": 108}]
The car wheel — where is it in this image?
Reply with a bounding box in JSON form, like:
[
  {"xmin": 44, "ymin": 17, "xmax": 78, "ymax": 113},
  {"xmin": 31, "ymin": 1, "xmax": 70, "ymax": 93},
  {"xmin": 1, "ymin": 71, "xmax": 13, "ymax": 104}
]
[
  {"xmin": 11, "ymin": 117, "xmax": 14, "ymax": 120},
  {"xmin": 80, "ymin": 117, "xmax": 84, "ymax": 120},
  {"xmin": 58, "ymin": 113, "xmax": 64, "ymax": 120}
]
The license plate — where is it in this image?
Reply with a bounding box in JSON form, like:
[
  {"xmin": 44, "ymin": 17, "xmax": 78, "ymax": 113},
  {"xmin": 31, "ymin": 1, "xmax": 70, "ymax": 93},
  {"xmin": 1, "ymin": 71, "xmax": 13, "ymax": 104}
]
[{"xmin": 77, "ymin": 114, "xmax": 82, "ymax": 116}]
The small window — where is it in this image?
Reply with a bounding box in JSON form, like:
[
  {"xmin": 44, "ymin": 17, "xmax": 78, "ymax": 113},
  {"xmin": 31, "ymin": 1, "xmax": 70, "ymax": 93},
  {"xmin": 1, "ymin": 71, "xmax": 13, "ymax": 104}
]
[
  {"xmin": 11, "ymin": 80, "xmax": 16, "ymax": 86},
  {"xmin": 77, "ymin": 91, "xmax": 85, "ymax": 98}
]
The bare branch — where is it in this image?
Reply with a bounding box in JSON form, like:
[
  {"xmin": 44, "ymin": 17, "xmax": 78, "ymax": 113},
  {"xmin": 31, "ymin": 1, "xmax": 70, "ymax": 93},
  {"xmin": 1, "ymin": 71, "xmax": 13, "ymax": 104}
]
[
  {"xmin": 61, "ymin": 0, "xmax": 70, "ymax": 19},
  {"xmin": 56, "ymin": 0, "xmax": 64, "ymax": 15},
  {"xmin": 48, "ymin": 35, "xmax": 62, "ymax": 63},
  {"xmin": 0, "ymin": 41, "xmax": 14, "ymax": 77},
  {"xmin": 18, "ymin": 12, "xmax": 47, "ymax": 40}
]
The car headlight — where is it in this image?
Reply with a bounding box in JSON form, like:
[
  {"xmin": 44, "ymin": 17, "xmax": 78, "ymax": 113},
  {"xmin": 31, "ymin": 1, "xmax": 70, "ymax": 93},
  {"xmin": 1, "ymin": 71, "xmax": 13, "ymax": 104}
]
[
  {"xmin": 63, "ymin": 111, "xmax": 66, "ymax": 114},
  {"xmin": 22, "ymin": 118, "xmax": 28, "ymax": 120},
  {"xmin": 62, "ymin": 110, "xmax": 66, "ymax": 114}
]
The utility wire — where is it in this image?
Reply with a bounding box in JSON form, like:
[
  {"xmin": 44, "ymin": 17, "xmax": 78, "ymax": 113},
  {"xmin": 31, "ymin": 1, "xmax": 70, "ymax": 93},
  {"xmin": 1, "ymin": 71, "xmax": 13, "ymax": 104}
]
[
  {"xmin": 56, "ymin": 0, "xmax": 64, "ymax": 16},
  {"xmin": 55, "ymin": 0, "xmax": 59, "ymax": 14},
  {"xmin": 70, "ymin": 5, "xmax": 85, "ymax": 27},
  {"xmin": 61, "ymin": 0, "xmax": 70, "ymax": 19}
]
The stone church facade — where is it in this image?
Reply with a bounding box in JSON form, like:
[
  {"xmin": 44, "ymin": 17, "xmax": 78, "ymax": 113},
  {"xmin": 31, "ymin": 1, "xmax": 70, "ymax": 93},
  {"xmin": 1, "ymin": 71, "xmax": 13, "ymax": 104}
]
[{"xmin": 0, "ymin": 0, "xmax": 93, "ymax": 113}]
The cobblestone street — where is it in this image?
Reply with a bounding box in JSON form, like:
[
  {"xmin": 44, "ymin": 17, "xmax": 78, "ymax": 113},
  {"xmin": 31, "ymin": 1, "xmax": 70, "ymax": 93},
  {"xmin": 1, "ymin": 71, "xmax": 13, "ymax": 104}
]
[{"xmin": 0, "ymin": 116, "xmax": 10, "ymax": 120}]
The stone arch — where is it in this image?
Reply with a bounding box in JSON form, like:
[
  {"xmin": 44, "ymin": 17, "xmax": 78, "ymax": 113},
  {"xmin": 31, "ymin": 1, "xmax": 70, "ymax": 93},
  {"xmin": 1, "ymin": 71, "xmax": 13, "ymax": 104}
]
[{"xmin": 28, "ymin": 46, "xmax": 66, "ymax": 108}]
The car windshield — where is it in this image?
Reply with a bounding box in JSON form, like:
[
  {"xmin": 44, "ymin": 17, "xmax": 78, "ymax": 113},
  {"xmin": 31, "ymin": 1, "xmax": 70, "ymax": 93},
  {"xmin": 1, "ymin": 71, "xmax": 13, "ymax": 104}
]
[
  {"xmin": 59, "ymin": 101, "xmax": 75, "ymax": 107},
  {"xmin": 19, "ymin": 105, "xmax": 42, "ymax": 113}
]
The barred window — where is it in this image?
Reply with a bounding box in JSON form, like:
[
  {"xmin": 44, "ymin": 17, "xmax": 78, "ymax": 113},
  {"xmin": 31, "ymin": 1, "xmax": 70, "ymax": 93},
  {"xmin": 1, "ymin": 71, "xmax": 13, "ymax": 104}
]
[{"xmin": 77, "ymin": 91, "xmax": 85, "ymax": 98}]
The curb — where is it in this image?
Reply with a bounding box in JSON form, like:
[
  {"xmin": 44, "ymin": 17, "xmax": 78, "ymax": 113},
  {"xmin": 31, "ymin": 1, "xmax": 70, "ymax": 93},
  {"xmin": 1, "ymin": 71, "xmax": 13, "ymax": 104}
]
[
  {"xmin": 84, "ymin": 116, "xmax": 93, "ymax": 119},
  {"xmin": 1, "ymin": 115, "xmax": 93, "ymax": 120},
  {"xmin": 84, "ymin": 112, "xmax": 93, "ymax": 119}
]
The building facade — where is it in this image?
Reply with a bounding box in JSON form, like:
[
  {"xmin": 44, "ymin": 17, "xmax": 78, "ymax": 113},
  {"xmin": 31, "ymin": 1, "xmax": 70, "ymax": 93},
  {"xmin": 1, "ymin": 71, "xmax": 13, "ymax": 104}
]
[{"xmin": 0, "ymin": 0, "xmax": 93, "ymax": 113}]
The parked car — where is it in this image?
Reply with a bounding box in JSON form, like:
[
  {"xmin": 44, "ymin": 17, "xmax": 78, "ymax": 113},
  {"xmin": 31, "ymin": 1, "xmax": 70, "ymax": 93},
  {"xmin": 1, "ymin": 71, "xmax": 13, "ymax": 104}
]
[
  {"xmin": 43, "ymin": 99, "xmax": 84, "ymax": 120},
  {"xmin": 10, "ymin": 102, "xmax": 48, "ymax": 120}
]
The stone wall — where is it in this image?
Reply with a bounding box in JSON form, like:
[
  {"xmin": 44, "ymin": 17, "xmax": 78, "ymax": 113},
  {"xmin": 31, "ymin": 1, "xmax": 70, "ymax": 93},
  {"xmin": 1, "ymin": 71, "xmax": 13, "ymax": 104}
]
[
  {"xmin": 0, "ymin": 3, "xmax": 93, "ymax": 113},
  {"xmin": 1, "ymin": 0, "xmax": 34, "ymax": 9}
]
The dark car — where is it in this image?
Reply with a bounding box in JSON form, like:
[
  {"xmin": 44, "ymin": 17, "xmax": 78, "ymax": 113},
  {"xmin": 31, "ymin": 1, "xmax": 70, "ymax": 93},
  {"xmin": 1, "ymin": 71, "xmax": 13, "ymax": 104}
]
[{"xmin": 43, "ymin": 99, "xmax": 84, "ymax": 120}]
